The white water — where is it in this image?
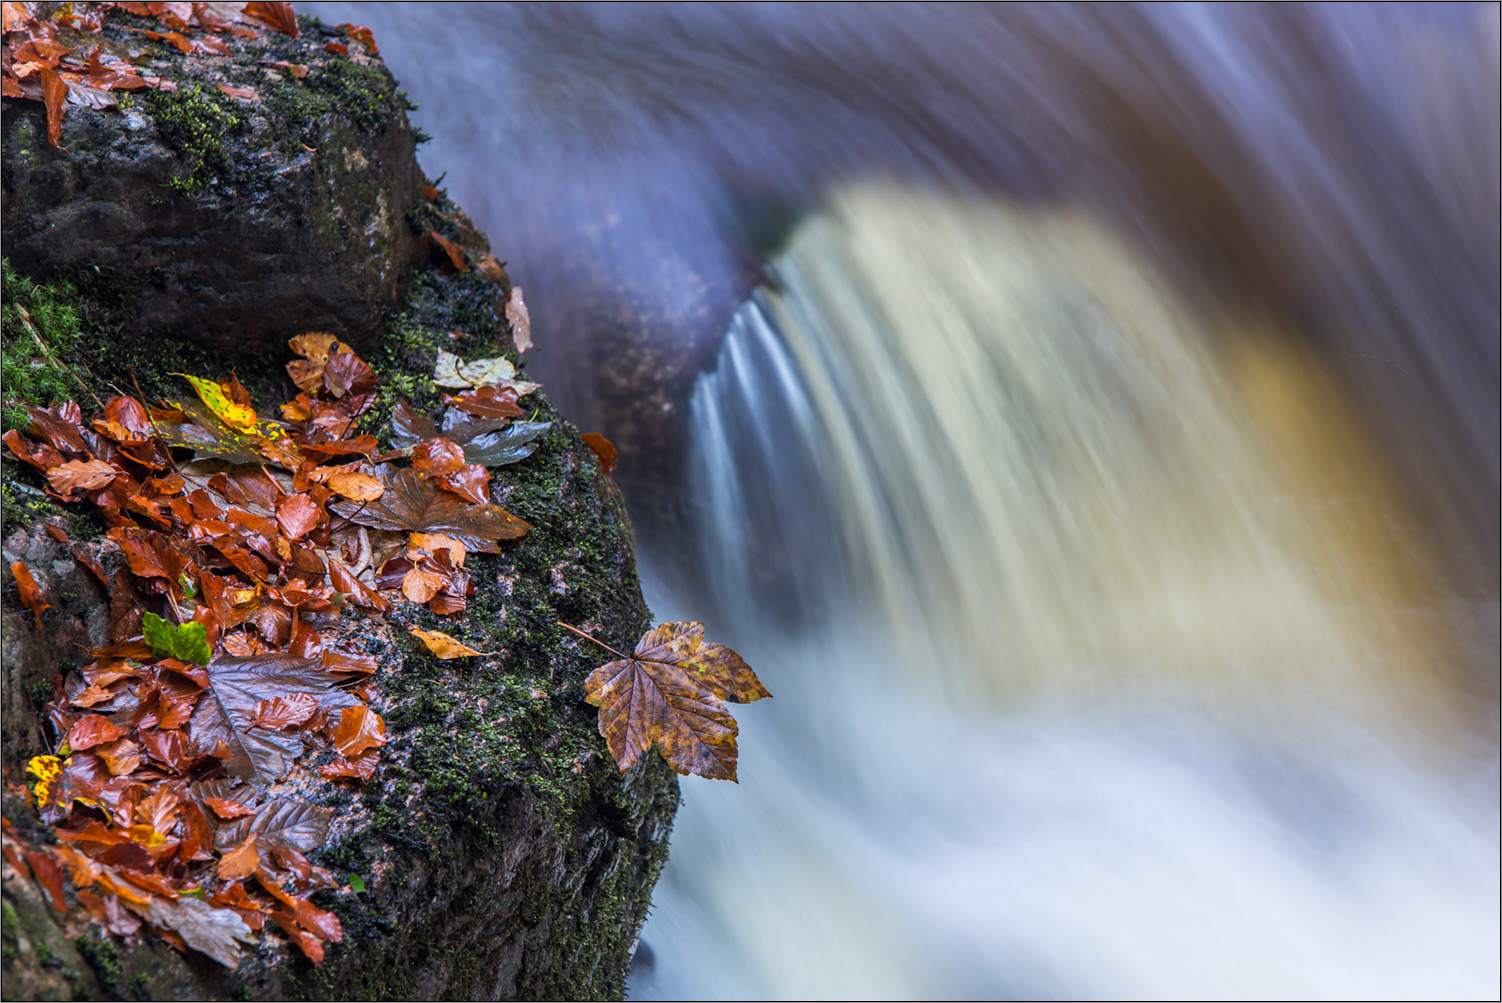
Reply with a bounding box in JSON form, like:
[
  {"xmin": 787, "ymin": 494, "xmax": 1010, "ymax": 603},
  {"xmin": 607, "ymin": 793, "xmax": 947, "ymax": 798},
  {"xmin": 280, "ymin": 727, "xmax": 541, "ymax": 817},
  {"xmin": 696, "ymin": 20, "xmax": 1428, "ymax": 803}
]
[{"xmin": 629, "ymin": 190, "xmax": 1499, "ymax": 1001}]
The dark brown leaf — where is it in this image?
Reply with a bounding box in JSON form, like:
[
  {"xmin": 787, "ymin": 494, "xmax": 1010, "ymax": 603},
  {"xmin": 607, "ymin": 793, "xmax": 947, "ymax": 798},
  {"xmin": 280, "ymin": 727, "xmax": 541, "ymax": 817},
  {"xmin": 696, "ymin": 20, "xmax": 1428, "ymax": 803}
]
[{"xmin": 331, "ymin": 467, "xmax": 530, "ymax": 553}]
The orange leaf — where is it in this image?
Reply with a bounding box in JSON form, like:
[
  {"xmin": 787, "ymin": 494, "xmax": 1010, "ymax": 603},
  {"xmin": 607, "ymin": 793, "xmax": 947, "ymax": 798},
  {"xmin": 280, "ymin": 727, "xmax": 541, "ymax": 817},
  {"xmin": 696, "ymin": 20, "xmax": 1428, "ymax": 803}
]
[
  {"xmin": 11, "ymin": 561, "xmax": 49, "ymax": 626},
  {"xmin": 408, "ymin": 626, "xmax": 493, "ymax": 659},
  {"xmin": 218, "ymin": 833, "xmax": 259, "ymax": 880},
  {"xmin": 580, "ymin": 433, "xmax": 618, "ymax": 475},
  {"xmin": 39, "ymin": 66, "xmax": 66, "ymax": 149},
  {"xmin": 244, "ymin": 1, "xmax": 299, "ymax": 37},
  {"xmin": 332, "ymin": 706, "xmax": 386, "ymax": 758}
]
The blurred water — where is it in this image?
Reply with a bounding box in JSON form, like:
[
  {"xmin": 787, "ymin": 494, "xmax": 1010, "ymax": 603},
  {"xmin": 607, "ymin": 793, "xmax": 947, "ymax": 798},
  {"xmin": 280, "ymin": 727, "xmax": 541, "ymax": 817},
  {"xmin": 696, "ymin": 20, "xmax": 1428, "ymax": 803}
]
[{"xmin": 305, "ymin": 4, "xmax": 1499, "ymax": 998}]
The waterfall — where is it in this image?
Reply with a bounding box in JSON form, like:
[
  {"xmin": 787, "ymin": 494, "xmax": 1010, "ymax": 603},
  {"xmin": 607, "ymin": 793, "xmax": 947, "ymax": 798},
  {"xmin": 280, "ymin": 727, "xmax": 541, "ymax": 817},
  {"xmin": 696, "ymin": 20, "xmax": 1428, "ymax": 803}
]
[{"xmin": 630, "ymin": 187, "xmax": 1497, "ymax": 1000}]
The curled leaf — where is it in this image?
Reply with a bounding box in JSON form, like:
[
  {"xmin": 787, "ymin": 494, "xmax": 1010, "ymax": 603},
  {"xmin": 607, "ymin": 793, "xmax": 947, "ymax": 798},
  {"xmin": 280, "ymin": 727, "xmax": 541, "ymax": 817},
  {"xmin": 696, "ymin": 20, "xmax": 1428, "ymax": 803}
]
[{"xmin": 409, "ymin": 626, "xmax": 493, "ymax": 659}]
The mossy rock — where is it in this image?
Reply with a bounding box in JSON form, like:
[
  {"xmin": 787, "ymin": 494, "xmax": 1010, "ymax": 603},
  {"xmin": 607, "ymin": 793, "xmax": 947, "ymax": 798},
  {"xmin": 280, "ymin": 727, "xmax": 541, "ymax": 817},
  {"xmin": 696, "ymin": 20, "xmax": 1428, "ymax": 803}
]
[{"xmin": 1, "ymin": 12, "xmax": 676, "ymax": 1001}]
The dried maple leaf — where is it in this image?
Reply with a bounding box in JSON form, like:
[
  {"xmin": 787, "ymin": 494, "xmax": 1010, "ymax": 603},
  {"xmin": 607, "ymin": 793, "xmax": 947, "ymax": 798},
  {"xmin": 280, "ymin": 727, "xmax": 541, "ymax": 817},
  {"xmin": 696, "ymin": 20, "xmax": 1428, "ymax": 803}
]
[
  {"xmin": 578, "ymin": 621, "xmax": 770, "ymax": 782},
  {"xmin": 187, "ymin": 654, "xmax": 361, "ymax": 788},
  {"xmin": 330, "ymin": 467, "xmax": 530, "ymax": 553}
]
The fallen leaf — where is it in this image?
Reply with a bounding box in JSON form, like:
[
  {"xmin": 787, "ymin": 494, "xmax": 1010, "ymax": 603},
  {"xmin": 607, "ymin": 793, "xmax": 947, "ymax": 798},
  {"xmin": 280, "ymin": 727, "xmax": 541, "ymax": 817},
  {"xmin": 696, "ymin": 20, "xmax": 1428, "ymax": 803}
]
[
  {"xmin": 218, "ymin": 832, "xmax": 260, "ymax": 880},
  {"xmin": 244, "ymin": 0, "xmax": 299, "ymax": 37},
  {"xmin": 426, "ymin": 231, "xmax": 466, "ymax": 273},
  {"xmin": 68, "ymin": 714, "xmax": 127, "ymax": 751},
  {"xmin": 216, "ymin": 82, "xmax": 258, "ymax": 100},
  {"xmin": 331, "ymin": 467, "xmax": 530, "ymax": 553},
  {"xmin": 187, "ymin": 654, "xmax": 360, "ymax": 788},
  {"xmin": 338, "ymin": 22, "xmax": 377, "ymax": 53},
  {"xmin": 326, "ymin": 470, "xmax": 383, "ymax": 501},
  {"xmin": 145, "ymin": 894, "xmax": 255, "ymax": 969},
  {"xmin": 506, "ymin": 286, "xmax": 534, "ymax": 353},
  {"xmin": 582, "ymin": 621, "xmax": 770, "ymax": 782},
  {"xmin": 142, "ymin": 613, "xmax": 212, "ymax": 666},
  {"xmin": 446, "ymin": 385, "xmax": 524, "ymax": 420},
  {"xmin": 390, "ymin": 404, "xmax": 550, "ymax": 468},
  {"xmin": 11, "ymin": 561, "xmax": 49, "ymax": 626},
  {"xmin": 39, "ymin": 66, "xmax": 65, "ymax": 148},
  {"xmin": 408, "ymin": 626, "xmax": 492, "ymax": 659},
  {"xmin": 332, "ymin": 706, "xmax": 386, "ymax": 758},
  {"xmin": 216, "ymin": 798, "xmax": 331, "ymax": 855},
  {"xmin": 581, "ymin": 433, "xmax": 618, "ymax": 474},
  {"xmin": 45, "ymin": 458, "xmax": 119, "ymax": 496}
]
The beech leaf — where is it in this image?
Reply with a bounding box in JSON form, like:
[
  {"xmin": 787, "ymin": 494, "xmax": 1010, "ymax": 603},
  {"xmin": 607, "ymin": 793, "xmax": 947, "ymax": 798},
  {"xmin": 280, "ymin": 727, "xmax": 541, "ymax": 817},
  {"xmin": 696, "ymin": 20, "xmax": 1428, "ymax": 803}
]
[
  {"xmin": 187, "ymin": 654, "xmax": 360, "ymax": 788},
  {"xmin": 409, "ymin": 626, "xmax": 493, "ymax": 659},
  {"xmin": 582, "ymin": 622, "xmax": 770, "ymax": 782},
  {"xmin": 215, "ymin": 798, "xmax": 332, "ymax": 855},
  {"xmin": 144, "ymin": 895, "xmax": 255, "ymax": 969}
]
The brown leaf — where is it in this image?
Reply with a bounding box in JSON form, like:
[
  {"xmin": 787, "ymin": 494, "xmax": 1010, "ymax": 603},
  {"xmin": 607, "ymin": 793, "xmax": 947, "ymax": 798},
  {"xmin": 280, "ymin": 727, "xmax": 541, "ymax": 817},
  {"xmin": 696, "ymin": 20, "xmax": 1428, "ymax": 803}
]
[
  {"xmin": 46, "ymin": 458, "xmax": 119, "ymax": 496},
  {"xmin": 203, "ymin": 797, "xmax": 258, "ymax": 821},
  {"xmin": 408, "ymin": 626, "xmax": 492, "ymax": 659},
  {"xmin": 583, "ymin": 621, "xmax": 770, "ymax": 782},
  {"xmin": 338, "ymin": 22, "xmax": 377, "ymax": 53},
  {"xmin": 252, "ymin": 693, "xmax": 320, "ymax": 730},
  {"xmin": 445, "ymin": 384, "xmax": 524, "ymax": 420},
  {"xmin": 331, "ymin": 467, "xmax": 530, "ymax": 553},
  {"xmin": 39, "ymin": 66, "xmax": 65, "ymax": 148},
  {"xmin": 319, "ymin": 747, "xmax": 379, "ymax": 781},
  {"xmin": 276, "ymin": 493, "xmax": 321, "ymax": 541},
  {"xmin": 11, "ymin": 560, "xmax": 49, "ymax": 627},
  {"xmin": 332, "ymin": 706, "xmax": 386, "ymax": 758},
  {"xmin": 409, "ymin": 532, "xmax": 465, "ymax": 566},
  {"xmin": 400, "ymin": 564, "xmax": 444, "ymax": 604},
  {"xmin": 411, "ymin": 437, "xmax": 465, "ymax": 476},
  {"xmin": 218, "ymin": 832, "xmax": 260, "ymax": 880},
  {"xmin": 186, "ymin": 654, "xmax": 361, "ymax": 788},
  {"xmin": 326, "ymin": 471, "xmax": 383, "ymax": 501},
  {"xmin": 244, "ymin": 1, "xmax": 299, "ymax": 37},
  {"xmin": 580, "ymin": 433, "xmax": 618, "ymax": 475},
  {"xmin": 426, "ymin": 231, "xmax": 467, "ymax": 273},
  {"xmin": 216, "ymin": 799, "xmax": 331, "ymax": 855},
  {"xmin": 144, "ymin": 894, "xmax": 254, "ymax": 969},
  {"xmin": 216, "ymin": 82, "xmax": 258, "ymax": 100},
  {"xmin": 67, "ymin": 714, "xmax": 126, "ymax": 751},
  {"xmin": 506, "ymin": 285, "xmax": 534, "ymax": 353},
  {"xmin": 22, "ymin": 850, "xmax": 67, "ymax": 913}
]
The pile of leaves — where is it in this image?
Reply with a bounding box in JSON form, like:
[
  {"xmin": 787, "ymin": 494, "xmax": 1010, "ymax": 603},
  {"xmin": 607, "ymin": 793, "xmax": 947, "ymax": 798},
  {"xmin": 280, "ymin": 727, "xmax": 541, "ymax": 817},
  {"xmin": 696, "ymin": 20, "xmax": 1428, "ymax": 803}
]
[
  {"xmin": 2, "ymin": 331, "xmax": 551, "ymax": 968},
  {"xmin": 1, "ymin": 1, "xmax": 375, "ymax": 147}
]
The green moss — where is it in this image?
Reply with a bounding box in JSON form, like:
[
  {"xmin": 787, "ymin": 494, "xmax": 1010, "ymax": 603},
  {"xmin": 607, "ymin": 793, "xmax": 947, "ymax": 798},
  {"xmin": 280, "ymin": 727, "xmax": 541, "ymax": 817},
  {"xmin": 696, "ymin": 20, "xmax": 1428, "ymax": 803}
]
[
  {"xmin": 144, "ymin": 83, "xmax": 248, "ymax": 195},
  {"xmin": 1, "ymin": 261, "xmax": 90, "ymax": 430},
  {"xmin": 74, "ymin": 935, "xmax": 125, "ymax": 999}
]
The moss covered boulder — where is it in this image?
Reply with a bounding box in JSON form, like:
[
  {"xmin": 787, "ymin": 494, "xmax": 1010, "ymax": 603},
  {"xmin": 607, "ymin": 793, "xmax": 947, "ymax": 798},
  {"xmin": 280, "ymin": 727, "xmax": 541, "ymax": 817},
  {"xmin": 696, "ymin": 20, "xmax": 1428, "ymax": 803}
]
[{"xmin": 2, "ymin": 9, "xmax": 676, "ymax": 1000}]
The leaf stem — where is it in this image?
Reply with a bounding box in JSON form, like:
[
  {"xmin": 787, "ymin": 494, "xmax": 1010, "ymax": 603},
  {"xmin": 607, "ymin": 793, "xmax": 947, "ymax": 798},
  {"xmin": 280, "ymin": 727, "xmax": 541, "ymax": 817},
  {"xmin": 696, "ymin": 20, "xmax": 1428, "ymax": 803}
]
[{"xmin": 556, "ymin": 621, "xmax": 628, "ymax": 659}]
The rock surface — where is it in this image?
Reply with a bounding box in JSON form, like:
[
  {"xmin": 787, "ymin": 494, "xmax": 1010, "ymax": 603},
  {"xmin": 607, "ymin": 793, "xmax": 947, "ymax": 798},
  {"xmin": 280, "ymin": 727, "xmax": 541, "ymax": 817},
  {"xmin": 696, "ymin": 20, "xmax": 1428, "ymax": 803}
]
[{"xmin": 2, "ymin": 9, "xmax": 676, "ymax": 1000}]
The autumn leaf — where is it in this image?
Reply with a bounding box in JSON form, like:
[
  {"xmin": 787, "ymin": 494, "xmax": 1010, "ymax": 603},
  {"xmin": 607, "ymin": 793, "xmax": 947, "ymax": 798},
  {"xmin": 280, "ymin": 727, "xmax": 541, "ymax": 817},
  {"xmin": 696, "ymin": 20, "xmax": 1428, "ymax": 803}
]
[
  {"xmin": 330, "ymin": 467, "xmax": 530, "ymax": 553},
  {"xmin": 506, "ymin": 286, "xmax": 534, "ymax": 353},
  {"xmin": 40, "ymin": 66, "xmax": 66, "ymax": 148},
  {"xmin": 11, "ymin": 560, "xmax": 49, "ymax": 626},
  {"xmin": 187, "ymin": 654, "xmax": 361, "ymax": 788},
  {"xmin": 578, "ymin": 621, "xmax": 770, "ymax": 782},
  {"xmin": 390, "ymin": 403, "xmax": 550, "ymax": 468},
  {"xmin": 409, "ymin": 626, "xmax": 493, "ymax": 659},
  {"xmin": 581, "ymin": 433, "xmax": 618, "ymax": 475},
  {"xmin": 332, "ymin": 706, "xmax": 387, "ymax": 757},
  {"xmin": 46, "ymin": 458, "xmax": 119, "ymax": 496},
  {"xmin": 217, "ymin": 833, "xmax": 260, "ymax": 880},
  {"xmin": 432, "ymin": 351, "xmax": 541, "ymax": 396},
  {"xmin": 176, "ymin": 373, "xmax": 260, "ymax": 432},
  {"xmin": 144, "ymin": 894, "xmax": 255, "ymax": 969},
  {"xmin": 447, "ymin": 384, "xmax": 525, "ymax": 420},
  {"xmin": 215, "ymin": 798, "xmax": 331, "ymax": 855},
  {"xmin": 244, "ymin": 1, "xmax": 299, "ymax": 37}
]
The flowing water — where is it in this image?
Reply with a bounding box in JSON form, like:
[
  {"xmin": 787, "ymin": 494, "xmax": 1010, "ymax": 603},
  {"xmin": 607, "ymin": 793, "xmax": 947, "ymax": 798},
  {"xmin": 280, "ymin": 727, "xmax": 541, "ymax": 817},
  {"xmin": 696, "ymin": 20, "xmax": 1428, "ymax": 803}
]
[{"xmin": 308, "ymin": 4, "xmax": 1498, "ymax": 997}]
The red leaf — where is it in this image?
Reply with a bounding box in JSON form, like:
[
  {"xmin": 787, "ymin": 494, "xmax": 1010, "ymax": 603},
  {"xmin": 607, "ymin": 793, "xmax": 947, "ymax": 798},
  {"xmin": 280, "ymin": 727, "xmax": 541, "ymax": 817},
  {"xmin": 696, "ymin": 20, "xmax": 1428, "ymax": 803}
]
[
  {"xmin": 23, "ymin": 850, "xmax": 67, "ymax": 912},
  {"xmin": 338, "ymin": 22, "xmax": 377, "ymax": 53},
  {"xmin": 581, "ymin": 433, "xmax": 618, "ymax": 475},
  {"xmin": 275, "ymin": 493, "xmax": 322, "ymax": 541},
  {"xmin": 67, "ymin": 714, "xmax": 126, "ymax": 751},
  {"xmin": 332, "ymin": 706, "xmax": 386, "ymax": 758},
  {"xmin": 445, "ymin": 384, "xmax": 523, "ymax": 420}
]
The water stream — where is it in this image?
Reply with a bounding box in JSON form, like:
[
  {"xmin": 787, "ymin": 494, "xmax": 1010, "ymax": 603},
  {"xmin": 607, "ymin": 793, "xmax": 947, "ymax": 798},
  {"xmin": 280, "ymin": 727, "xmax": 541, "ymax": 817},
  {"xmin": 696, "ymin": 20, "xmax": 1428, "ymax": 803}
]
[{"xmin": 306, "ymin": 5, "xmax": 1499, "ymax": 997}]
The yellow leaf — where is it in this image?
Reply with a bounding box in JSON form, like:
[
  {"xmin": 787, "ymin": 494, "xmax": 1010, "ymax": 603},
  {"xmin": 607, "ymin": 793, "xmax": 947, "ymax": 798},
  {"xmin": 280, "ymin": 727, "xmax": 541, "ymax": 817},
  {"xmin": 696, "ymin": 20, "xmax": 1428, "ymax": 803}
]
[
  {"xmin": 176, "ymin": 374, "xmax": 261, "ymax": 432},
  {"xmin": 26, "ymin": 755, "xmax": 61, "ymax": 806},
  {"xmin": 408, "ymin": 626, "xmax": 493, "ymax": 659}
]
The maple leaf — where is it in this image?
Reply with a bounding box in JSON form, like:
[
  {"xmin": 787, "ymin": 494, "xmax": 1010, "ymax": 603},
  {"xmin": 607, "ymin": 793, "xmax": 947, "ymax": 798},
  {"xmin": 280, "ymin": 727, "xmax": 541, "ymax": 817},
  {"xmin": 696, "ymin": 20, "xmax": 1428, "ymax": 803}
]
[
  {"xmin": 576, "ymin": 622, "xmax": 770, "ymax": 782},
  {"xmin": 390, "ymin": 403, "xmax": 550, "ymax": 468},
  {"xmin": 330, "ymin": 466, "xmax": 530, "ymax": 553},
  {"xmin": 187, "ymin": 654, "xmax": 361, "ymax": 788}
]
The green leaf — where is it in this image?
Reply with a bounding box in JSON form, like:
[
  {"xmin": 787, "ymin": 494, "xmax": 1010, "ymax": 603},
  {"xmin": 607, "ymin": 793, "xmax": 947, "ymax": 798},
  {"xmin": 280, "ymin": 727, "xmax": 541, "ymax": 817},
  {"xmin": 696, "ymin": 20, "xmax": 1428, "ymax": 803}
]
[
  {"xmin": 180, "ymin": 572, "xmax": 198, "ymax": 601},
  {"xmin": 142, "ymin": 611, "xmax": 212, "ymax": 666},
  {"xmin": 349, "ymin": 874, "xmax": 366, "ymax": 893}
]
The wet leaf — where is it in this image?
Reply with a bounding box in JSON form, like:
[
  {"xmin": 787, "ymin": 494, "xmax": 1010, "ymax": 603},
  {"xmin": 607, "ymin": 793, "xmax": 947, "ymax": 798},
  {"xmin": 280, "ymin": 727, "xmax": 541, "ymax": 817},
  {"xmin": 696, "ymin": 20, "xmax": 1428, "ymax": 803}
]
[
  {"xmin": 142, "ymin": 613, "xmax": 212, "ymax": 666},
  {"xmin": 11, "ymin": 560, "xmax": 49, "ymax": 626},
  {"xmin": 46, "ymin": 458, "xmax": 119, "ymax": 496},
  {"xmin": 326, "ymin": 470, "xmax": 383, "ymax": 501},
  {"xmin": 40, "ymin": 66, "xmax": 65, "ymax": 148},
  {"xmin": 176, "ymin": 374, "xmax": 260, "ymax": 433},
  {"xmin": 582, "ymin": 622, "xmax": 770, "ymax": 782},
  {"xmin": 67, "ymin": 714, "xmax": 127, "ymax": 751},
  {"xmin": 144, "ymin": 894, "xmax": 255, "ymax": 969},
  {"xmin": 338, "ymin": 22, "xmax": 377, "ymax": 53},
  {"xmin": 187, "ymin": 655, "xmax": 360, "ymax": 788},
  {"xmin": 581, "ymin": 433, "xmax": 618, "ymax": 475},
  {"xmin": 330, "ymin": 467, "xmax": 530, "ymax": 553},
  {"xmin": 506, "ymin": 285, "xmax": 534, "ymax": 353},
  {"xmin": 217, "ymin": 833, "xmax": 259, "ymax": 880},
  {"xmin": 390, "ymin": 404, "xmax": 549, "ymax": 468},
  {"xmin": 446, "ymin": 384, "xmax": 525, "ymax": 420},
  {"xmin": 216, "ymin": 799, "xmax": 331, "ymax": 855},
  {"xmin": 408, "ymin": 626, "xmax": 491, "ymax": 659},
  {"xmin": 332, "ymin": 706, "xmax": 387, "ymax": 758},
  {"xmin": 244, "ymin": 0, "xmax": 299, "ymax": 37}
]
